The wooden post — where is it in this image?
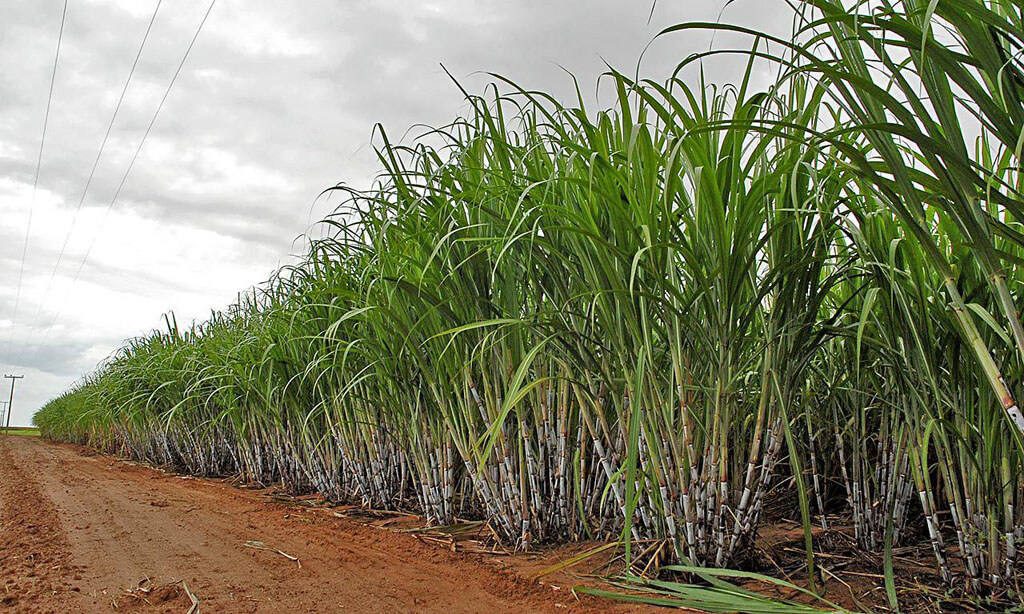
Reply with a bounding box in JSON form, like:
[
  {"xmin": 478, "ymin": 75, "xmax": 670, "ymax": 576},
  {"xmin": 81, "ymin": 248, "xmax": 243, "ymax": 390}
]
[{"xmin": 4, "ymin": 375, "xmax": 24, "ymax": 435}]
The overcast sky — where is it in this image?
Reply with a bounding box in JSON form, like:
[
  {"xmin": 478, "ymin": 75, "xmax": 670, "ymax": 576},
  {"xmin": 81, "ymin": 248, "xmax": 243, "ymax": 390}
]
[{"xmin": 0, "ymin": 0, "xmax": 786, "ymax": 426}]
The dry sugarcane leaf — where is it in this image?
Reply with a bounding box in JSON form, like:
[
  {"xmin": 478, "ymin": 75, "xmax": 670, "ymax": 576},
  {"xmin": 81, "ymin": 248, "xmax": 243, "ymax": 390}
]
[
  {"xmin": 530, "ymin": 542, "xmax": 620, "ymax": 581},
  {"xmin": 180, "ymin": 580, "xmax": 200, "ymax": 614},
  {"xmin": 243, "ymin": 540, "xmax": 302, "ymax": 568}
]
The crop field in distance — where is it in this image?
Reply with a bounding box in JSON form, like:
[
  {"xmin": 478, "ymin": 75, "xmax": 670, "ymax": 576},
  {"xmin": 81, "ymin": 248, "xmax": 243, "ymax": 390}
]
[{"xmin": 2, "ymin": 427, "xmax": 40, "ymax": 437}]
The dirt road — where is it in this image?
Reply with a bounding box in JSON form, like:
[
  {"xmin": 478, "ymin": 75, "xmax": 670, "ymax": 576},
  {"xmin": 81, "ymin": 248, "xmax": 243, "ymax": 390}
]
[{"xmin": 0, "ymin": 436, "xmax": 625, "ymax": 613}]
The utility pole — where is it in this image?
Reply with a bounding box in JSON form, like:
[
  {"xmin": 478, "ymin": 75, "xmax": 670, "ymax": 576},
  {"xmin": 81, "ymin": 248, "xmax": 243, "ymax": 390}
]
[
  {"xmin": 4, "ymin": 375, "xmax": 23, "ymax": 436},
  {"xmin": 0, "ymin": 401, "xmax": 7, "ymax": 430}
]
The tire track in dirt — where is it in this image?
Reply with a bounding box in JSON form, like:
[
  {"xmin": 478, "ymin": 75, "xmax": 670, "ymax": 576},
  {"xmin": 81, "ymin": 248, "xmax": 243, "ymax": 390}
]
[
  {"xmin": 0, "ymin": 438, "xmax": 86, "ymax": 613},
  {"xmin": 1, "ymin": 436, "xmax": 633, "ymax": 613}
]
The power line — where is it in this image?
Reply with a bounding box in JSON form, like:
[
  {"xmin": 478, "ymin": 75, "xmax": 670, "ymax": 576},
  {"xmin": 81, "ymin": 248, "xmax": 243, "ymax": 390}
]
[
  {"xmin": 72, "ymin": 0, "xmax": 218, "ymax": 282},
  {"xmin": 6, "ymin": 0, "xmax": 68, "ymax": 364},
  {"xmin": 36, "ymin": 0, "xmax": 164, "ymax": 320},
  {"xmin": 41, "ymin": 0, "xmax": 218, "ymax": 335}
]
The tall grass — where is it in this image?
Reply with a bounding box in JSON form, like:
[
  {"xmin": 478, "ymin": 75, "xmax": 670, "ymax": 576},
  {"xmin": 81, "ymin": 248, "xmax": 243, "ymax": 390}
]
[{"xmin": 35, "ymin": 0, "xmax": 1024, "ymax": 606}]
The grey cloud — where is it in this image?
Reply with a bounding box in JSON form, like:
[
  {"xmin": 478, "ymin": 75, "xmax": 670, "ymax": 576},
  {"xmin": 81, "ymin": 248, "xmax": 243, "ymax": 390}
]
[{"xmin": 9, "ymin": 337, "xmax": 96, "ymax": 377}]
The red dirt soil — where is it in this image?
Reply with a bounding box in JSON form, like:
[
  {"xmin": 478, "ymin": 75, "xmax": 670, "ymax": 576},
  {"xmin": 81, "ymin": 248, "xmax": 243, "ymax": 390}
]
[{"xmin": 0, "ymin": 436, "xmax": 647, "ymax": 613}]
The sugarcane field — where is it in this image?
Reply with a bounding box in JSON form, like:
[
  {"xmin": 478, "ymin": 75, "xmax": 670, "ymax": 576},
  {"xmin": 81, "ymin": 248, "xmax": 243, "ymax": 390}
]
[{"xmin": 4, "ymin": 0, "xmax": 1024, "ymax": 612}]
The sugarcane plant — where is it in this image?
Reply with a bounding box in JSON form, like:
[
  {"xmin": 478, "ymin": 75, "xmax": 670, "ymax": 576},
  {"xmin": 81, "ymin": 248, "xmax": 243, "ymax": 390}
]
[{"xmin": 33, "ymin": 0, "xmax": 1024, "ymax": 607}]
